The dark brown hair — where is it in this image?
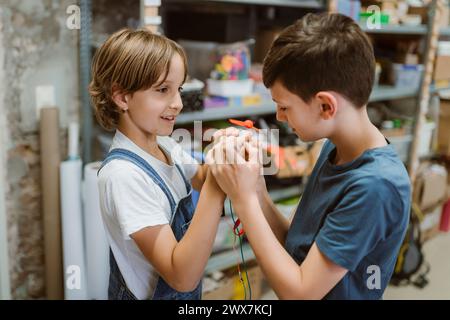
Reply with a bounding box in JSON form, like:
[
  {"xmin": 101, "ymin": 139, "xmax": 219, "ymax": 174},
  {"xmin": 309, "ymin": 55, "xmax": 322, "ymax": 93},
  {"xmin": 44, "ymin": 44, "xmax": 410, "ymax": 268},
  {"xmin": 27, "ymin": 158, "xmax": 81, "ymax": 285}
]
[
  {"xmin": 89, "ymin": 28, "xmax": 188, "ymax": 130},
  {"xmin": 263, "ymin": 13, "xmax": 375, "ymax": 108}
]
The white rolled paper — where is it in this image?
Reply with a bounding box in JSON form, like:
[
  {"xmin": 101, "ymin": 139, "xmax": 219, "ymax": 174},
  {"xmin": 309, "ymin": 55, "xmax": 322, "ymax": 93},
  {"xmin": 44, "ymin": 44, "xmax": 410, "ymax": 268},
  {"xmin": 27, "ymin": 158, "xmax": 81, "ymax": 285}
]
[
  {"xmin": 68, "ymin": 122, "xmax": 79, "ymax": 160},
  {"xmin": 83, "ymin": 162, "xmax": 109, "ymax": 300},
  {"xmin": 60, "ymin": 159, "xmax": 88, "ymax": 300}
]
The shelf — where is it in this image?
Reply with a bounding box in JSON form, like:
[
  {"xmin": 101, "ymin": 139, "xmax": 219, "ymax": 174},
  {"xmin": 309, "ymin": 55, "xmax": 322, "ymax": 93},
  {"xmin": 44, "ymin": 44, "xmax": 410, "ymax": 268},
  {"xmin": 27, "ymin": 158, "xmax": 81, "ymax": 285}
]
[
  {"xmin": 369, "ymin": 85, "xmax": 419, "ymax": 102},
  {"xmin": 360, "ymin": 24, "xmax": 427, "ymax": 35},
  {"xmin": 223, "ymin": 185, "xmax": 303, "ymax": 215},
  {"xmin": 177, "ymin": 102, "xmax": 277, "ymax": 124},
  {"xmin": 430, "ymin": 84, "xmax": 450, "ymax": 94},
  {"xmin": 269, "ymin": 185, "xmax": 303, "ymax": 202},
  {"xmin": 205, "ymin": 243, "xmax": 254, "ymax": 274},
  {"xmin": 165, "ymin": 0, "xmax": 323, "ymax": 8},
  {"xmin": 440, "ymin": 27, "xmax": 450, "ymax": 36},
  {"xmin": 177, "ymin": 86, "xmax": 419, "ymax": 125}
]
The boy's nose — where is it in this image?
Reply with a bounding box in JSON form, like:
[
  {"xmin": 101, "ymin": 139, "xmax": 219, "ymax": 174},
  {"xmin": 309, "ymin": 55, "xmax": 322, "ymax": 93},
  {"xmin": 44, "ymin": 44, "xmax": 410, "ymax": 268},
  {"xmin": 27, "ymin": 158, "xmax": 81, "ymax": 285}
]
[{"xmin": 170, "ymin": 92, "xmax": 183, "ymax": 111}]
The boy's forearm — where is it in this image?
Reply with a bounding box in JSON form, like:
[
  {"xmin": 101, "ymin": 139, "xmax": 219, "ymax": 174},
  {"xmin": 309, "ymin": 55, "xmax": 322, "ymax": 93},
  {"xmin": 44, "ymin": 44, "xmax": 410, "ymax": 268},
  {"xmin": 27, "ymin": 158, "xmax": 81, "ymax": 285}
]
[
  {"xmin": 191, "ymin": 164, "xmax": 208, "ymax": 191},
  {"xmin": 172, "ymin": 175, "xmax": 225, "ymax": 290}
]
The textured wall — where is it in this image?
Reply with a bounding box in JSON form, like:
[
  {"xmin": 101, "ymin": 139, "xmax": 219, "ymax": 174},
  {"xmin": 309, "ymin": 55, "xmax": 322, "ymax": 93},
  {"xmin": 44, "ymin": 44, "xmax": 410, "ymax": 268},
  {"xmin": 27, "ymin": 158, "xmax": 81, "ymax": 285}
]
[{"xmin": 0, "ymin": 0, "xmax": 79, "ymax": 299}]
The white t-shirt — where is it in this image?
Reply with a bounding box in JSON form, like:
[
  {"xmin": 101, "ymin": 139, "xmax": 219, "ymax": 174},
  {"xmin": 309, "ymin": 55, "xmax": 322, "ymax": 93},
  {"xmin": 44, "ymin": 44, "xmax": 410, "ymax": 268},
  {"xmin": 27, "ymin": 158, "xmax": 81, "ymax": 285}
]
[{"xmin": 98, "ymin": 130, "xmax": 199, "ymax": 300}]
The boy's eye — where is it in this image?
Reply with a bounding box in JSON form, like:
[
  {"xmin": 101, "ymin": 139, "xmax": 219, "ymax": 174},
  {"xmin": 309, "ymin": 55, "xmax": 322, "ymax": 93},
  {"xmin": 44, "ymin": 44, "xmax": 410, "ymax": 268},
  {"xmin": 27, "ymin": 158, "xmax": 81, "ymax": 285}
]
[
  {"xmin": 157, "ymin": 87, "xmax": 168, "ymax": 93},
  {"xmin": 178, "ymin": 87, "xmax": 184, "ymax": 93},
  {"xmin": 279, "ymin": 106, "xmax": 287, "ymax": 111}
]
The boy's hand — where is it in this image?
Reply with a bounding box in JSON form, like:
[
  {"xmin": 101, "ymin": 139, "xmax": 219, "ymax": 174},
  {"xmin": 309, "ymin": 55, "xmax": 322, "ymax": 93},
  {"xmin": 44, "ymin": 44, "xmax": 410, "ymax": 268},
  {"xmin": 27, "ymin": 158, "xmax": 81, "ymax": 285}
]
[
  {"xmin": 212, "ymin": 127, "xmax": 240, "ymax": 141},
  {"xmin": 204, "ymin": 166, "xmax": 225, "ymax": 199},
  {"xmin": 206, "ymin": 136, "xmax": 262, "ymax": 204}
]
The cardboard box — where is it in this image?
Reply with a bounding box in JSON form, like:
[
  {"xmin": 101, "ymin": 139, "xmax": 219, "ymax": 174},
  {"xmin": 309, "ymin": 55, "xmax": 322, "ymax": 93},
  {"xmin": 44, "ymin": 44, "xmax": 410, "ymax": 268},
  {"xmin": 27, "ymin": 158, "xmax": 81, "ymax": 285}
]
[
  {"xmin": 144, "ymin": 6, "xmax": 159, "ymax": 17},
  {"xmin": 438, "ymin": 98, "xmax": 450, "ymax": 156},
  {"xmin": 407, "ymin": 6, "xmax": 428, "ymax": 24},
  {"xmin": 230, "ymin": 264, "xmax": 264, "ymax": 300},
  {"xmin": 420, "ymin": 205, "xmax": 443, "ymax": 242},
  {"xmin": 254, "ymin": 28, "xmax": 282, "ymax": 63},
  {"xmin": 413, "ymin": 164, "xmax": 448, "ymax": 211},
  {"xmin": 439, "ymin": 5, "xmax": 450, "ymax": 28},
  {"xmin": 434, "ymin": 55, "xmax": 450, "ymax": 82},
  {"xmin": 203, "ymin": 263, "xmax": 264, "ymax": 300},
  {"xmin": 277, "ymin": 146, "xmax": 310, "ymax": 179},
  {"xmin": 202, "ymin": 275, "xmax": 234, "ymax": 300},
  {"xmin": 440, "ymin": 199, "xmax": 450, "ymax": 232}
]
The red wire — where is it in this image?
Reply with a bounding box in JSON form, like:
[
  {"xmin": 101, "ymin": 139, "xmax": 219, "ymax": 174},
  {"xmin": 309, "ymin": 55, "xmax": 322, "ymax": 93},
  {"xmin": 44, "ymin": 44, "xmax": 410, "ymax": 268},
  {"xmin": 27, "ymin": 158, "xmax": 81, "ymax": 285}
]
[{"xmin": 233, "ymin": 218, "xmax": 245, "ymax": 236}]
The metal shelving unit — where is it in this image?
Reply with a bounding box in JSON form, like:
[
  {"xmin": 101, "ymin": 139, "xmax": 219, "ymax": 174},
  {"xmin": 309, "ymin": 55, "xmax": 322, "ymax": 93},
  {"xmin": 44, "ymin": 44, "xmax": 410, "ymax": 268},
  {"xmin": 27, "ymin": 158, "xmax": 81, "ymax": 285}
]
[
  {"xmin": 177, "ymin": 102, "xmax": 277, "ymax": 125},
  {"xmin": 409, "ymin": 0, "xmax": 447, "ymax": 184},
  {"xmin": 176, "ymin": 85, "xmax": 420, "ymax": 125},
  {"xmin": 360, "ymin": 24, "xmax": 428, "ymax": 35},
  {"xmin": 370, "ymin": 85, "xmax": 419, "ymax": 102}
]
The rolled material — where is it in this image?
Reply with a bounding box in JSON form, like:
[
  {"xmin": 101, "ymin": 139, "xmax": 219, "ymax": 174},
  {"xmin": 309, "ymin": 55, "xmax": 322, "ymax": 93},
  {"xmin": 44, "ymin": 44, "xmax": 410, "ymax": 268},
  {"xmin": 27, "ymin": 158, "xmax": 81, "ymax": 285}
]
[
  {"xmin": 83, "ymin": 162, "xmax": 109, "ymax": 300},
  {"xmin": 60, "ymin": 159, "xmax": 88, "ymax": 299},
  {"xmin": 40, "ymin": 107, "xmax": 63, "ymax": 299},
  {"xmin": 68, "ymin": 122, "xmax": 79, "ymax": 160}
]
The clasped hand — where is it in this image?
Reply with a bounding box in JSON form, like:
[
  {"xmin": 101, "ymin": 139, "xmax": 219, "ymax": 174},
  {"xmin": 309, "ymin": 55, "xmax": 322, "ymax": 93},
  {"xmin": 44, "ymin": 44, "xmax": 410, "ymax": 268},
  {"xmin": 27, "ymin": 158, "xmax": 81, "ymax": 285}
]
[{"xmin": 205, "ymin": 128, "xmax": 263, "ymax": 203}]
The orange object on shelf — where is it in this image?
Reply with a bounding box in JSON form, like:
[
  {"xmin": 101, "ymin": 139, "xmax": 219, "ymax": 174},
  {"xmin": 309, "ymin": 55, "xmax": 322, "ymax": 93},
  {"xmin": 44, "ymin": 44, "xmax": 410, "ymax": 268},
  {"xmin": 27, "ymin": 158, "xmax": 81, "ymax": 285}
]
[{"xmin": 228, "ymin": 118, "xmax": 259, "ymax": 131}]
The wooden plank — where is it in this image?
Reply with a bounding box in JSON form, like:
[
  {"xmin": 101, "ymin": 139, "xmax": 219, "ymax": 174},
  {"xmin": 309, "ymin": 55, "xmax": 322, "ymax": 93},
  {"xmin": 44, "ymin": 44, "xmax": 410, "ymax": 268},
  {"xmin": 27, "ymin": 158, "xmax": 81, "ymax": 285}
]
[{"xmin": 409, "ymin": 0, "xmax": 445, "ymax": 187}]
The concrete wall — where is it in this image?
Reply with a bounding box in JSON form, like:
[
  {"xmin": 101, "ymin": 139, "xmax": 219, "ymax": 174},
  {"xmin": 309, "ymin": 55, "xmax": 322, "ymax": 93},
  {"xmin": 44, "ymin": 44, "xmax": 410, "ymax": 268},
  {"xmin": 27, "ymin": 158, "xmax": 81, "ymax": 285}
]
[{"xmin": 0, "ymin": 0, "xmax": 79, "ymax": 299}]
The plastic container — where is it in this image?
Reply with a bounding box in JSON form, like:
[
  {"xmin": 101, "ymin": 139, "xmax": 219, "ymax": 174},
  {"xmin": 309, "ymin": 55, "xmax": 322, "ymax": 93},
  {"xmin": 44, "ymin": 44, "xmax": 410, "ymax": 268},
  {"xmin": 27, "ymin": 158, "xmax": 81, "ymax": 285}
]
[
  {"xmin": 391, "ymin": 64, "xmax": 424, "ymax": 90},
  {"xmin": 374, "ymin": 63, "xmax": 381, "ymax": 87},
  {"xmin": 181, "ymin": 79, "xmax": 205, "ymax": 112},
  {"xmin": 337, "ymin": 0, "xmax": 361, "ymax": 21},
  {"xmin": 418, "ymin": 121, "xmax": 436, "ymax": 157},
  {"xmin": 207, "ymin": 78, "xmax": 254, "ymax": 97},
  {"xmin": 388, "ymin": 134, "xmax": 413, "ymax": 163},
  {"xmin": 438, "ymin": 41, "xmax": 450, "ymax": 56},
  {"xmin": 178, "ymin": 40, "xmax": 218, "ymax": 82},
  {"xmin": 401, "ymin": 14, "xmax": 422, "ymax": 26},
  {"xmin": 360, "ymin": 12, "xmax": 390, "ymax": 25}
]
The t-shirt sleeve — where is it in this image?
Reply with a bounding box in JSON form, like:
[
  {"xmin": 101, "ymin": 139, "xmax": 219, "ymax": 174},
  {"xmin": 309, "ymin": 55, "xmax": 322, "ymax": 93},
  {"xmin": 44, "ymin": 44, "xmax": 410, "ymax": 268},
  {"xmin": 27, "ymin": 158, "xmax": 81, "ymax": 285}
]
[
  {"xmin": 315, "ymin": 177, "xmax": 402, "ymax": 272},
  {"xmin": 105, "ymin": 165, "xmax": 170, "ymax": 240}
]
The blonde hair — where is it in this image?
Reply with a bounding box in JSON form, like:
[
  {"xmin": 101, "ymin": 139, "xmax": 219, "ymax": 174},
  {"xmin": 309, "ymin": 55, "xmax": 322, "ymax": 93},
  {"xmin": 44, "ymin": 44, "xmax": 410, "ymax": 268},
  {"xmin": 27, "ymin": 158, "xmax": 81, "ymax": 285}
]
[{"xmin": 89, "ymin": 28, "xmax": 188, "ymax": 130}]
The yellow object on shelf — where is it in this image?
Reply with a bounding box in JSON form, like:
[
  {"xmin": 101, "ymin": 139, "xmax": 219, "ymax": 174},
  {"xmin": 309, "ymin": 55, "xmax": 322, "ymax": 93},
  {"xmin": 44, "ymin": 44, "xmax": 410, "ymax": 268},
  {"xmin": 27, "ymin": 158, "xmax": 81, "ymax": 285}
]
[{"xmin": 231, "ymin": 264, "xmax": 264, "ymax": 300}]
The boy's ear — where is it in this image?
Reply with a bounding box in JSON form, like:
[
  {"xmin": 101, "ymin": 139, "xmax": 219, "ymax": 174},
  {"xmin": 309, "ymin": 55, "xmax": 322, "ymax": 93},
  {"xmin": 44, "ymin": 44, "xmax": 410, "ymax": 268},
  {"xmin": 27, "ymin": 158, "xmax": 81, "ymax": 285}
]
[
  {"xmin": 315, "ymin": 92, "xmax": 337, "ymax": 120},
  {"xmin": 111, "ymin": 84, "xmax": 129, "ymax": 112}
]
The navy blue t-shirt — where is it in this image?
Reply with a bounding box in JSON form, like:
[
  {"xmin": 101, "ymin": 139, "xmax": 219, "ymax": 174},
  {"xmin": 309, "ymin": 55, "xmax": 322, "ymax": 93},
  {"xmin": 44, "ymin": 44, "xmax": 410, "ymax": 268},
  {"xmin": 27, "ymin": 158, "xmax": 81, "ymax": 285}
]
[{"xmin": 285, "ymin": 140, "xmax": 411, "ymax": 299}]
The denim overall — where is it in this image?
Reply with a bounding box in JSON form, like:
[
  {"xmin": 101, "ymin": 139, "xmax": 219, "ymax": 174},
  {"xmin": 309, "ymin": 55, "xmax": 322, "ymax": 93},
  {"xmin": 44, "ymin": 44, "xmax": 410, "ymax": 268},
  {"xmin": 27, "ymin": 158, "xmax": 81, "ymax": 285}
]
[{"xmin": 98, "ymin": 148, "xmax": 202, "ymax": 300}]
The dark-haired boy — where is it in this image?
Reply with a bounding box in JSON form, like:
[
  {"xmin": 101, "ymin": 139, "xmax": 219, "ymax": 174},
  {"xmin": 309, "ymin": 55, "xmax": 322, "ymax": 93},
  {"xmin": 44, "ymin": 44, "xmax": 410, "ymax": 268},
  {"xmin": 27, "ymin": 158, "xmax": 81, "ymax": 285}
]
[{"xmin": 208, "ymin": 13, "xmax": 411, "ymax": 300}]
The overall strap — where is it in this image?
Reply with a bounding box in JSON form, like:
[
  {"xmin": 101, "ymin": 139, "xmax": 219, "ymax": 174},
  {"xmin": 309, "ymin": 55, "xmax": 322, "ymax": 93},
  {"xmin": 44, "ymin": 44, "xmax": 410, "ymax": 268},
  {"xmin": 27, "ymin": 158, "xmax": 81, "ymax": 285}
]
[
  {"xmin": 98, "ymin": 148, "xmax": 177, "ymax": 213},
  {"xmin": 174, "ymin": 163, "xmax": 192, "ymax": 194}
]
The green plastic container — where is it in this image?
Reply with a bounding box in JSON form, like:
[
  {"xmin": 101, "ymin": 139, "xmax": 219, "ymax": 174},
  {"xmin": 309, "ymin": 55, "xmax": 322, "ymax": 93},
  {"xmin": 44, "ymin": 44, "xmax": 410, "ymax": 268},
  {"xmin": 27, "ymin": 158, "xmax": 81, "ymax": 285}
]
[{"xmin": 359, "ymin": 12, "xmax": 390, "ymax": 25}]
